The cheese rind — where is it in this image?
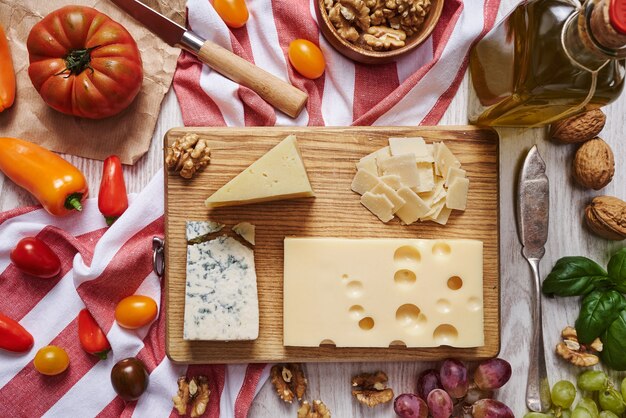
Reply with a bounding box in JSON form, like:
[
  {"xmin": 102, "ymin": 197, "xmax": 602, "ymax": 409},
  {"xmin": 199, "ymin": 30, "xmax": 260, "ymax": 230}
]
[
  {"xmin": 205, "ymin": 135, "xmax": 314, "ymax": 207},
  {"xmin": 283, "ymin": 238, "xmax": 484, "ymax": 348},
  {"xmin": 184, "ymin": 236, "xmax": 259, "ymax": 341}
]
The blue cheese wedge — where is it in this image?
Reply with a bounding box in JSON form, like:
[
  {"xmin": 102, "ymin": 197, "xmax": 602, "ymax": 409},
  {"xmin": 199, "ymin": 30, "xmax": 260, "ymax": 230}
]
[
  {"xmin": 186, "ymin": 220, "xmax": 224, "ymax": 241},
  {"xmin": 184, "ymin": 235, "xmax": 259, "ymax": 341}
]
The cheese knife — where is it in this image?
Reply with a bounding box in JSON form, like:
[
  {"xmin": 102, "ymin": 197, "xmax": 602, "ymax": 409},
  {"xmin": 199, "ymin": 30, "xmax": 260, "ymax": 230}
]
[
  {"xmin": 516, "ymin": 145, "xmax": 551, "ymax": 413},
  {"xmin": 109, "ymin": 0, "xmax": 308, "ymax": 118}
]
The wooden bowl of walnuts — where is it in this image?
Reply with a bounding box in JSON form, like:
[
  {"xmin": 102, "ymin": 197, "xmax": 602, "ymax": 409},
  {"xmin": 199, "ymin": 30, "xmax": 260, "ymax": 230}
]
[{"xmin": 316, "ymin": 0, "xmax": 444, "ymax": 64}]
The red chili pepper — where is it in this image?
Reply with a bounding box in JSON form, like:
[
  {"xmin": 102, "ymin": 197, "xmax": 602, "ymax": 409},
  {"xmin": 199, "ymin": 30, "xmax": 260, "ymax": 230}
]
[
  {"xmin": 10, "ymin": 237, "xmax": 61, "ymax": 279},
  {"xmin": 98, "ymin": 155, "xmax": 128, "ymax": 226},
  {"xmin": 0, "ymin": 313, "xmax": 34, "ymax": 353},
  {"xmin": 78, "ymin": 309, "xmax": 111, "ymax": 360}
]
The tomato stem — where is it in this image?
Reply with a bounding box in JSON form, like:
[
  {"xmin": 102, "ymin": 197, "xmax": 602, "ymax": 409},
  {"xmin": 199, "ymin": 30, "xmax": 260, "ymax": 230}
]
[
  {"xmin": 65, "ymin": 193, "xmax": 83, "ymax": 211},
  {"xmin": 56, "ymin": 45, "xmax": 100, "ymax": 77},
  {"xmin": 105, "ymin": 216, "xmax": 118, "ymax": 226},
  {"xmin": 96, "ymin": 350, "xmax": 109, "ymax": 361}
]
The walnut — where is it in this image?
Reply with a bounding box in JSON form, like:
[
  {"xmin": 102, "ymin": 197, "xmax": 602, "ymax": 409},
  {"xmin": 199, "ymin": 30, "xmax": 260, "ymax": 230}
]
[
  {"xmin": 298, "ymin": 400, "xmax": 332, "ymax": 418},
  {"xmin": 550, "ymin": 109, "xmax": 606, "ymax": 144},
  {"xmin": 585, "ymin": 196, "xmax": 626, "ymax": 240},
  {"xmin": 368, "ymin": 0, "xmax": 431, "ymax": 36},
  {"xmin": 165, "ymin": 133, "xmax": 211, "ymax": 179},
  {"xmin": 270, "ymin": 363, "xmax": 307, "ymax": 403},
  {"xmin": 172, "ymin": 375, "xmax": 210, "ymax": 417},
  {"xmin": 329, "ymin": 4, "xmax": 360, "ymax": 42},
  {"xmin": 572, "ymin": 138, "xmax": 614, "ymax": 190},
  {"xmin": 362, "ymin": 26, "xmax": 406, "ymax": 50},
  {"xmin": 351, "ymin": 371, "xmax": 394, "ymax": 407},
  {"xmin": 556, "ymin": 326, "xmax": 602, "ymax": 367},
  {"xmin": 338, "ymin": 0, "xmax": 371, "ymax": 31}
]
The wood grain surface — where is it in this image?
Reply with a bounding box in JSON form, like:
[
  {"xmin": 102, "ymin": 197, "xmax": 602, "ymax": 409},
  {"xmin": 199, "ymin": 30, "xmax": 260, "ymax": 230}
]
[{"xmin": 164, "ymin": 126, "xmax": 499, "ymax": 364}]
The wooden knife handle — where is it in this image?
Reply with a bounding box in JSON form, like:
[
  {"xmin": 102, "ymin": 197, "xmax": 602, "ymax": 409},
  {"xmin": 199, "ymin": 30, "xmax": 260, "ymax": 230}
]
[{"xmin": 195, "ymin": 40, "xmax": 308, "ymax": 118}]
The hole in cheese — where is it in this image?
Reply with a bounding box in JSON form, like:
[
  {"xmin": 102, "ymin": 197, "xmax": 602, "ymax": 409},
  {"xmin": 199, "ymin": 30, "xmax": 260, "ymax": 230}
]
[
  {"xmin": 468, "ymin": 297, "xmax": 482, "ymax": 311},
  {"xmin": 432, "ymin": 242, "xmax": 451, "ymax": 256},
  {"xmin": 346, "ymin": 281, "xmax": 363, "ymax": 298},
  {"xmin": 349, "ymin": 305, "xmax": 365, "ymax": 319},
  {"xmin": 359, "ymin": 317, "xmax": 375, "ymax": 331},
  {"xmin": 389, "ymin": 340, "xmax": 407, "ymax": 347},
  {"xmin": 394, "ymin": 269, "xmax": 417, "ymax": 286},
  {"xmin": 447, "ymin": 276, "xmax": 463, "ymax": 290},
  {"xmin": 341, "ymin": 274, "xmax": 349, "ymax": 280},
  {"xmin": 393, "ymin": 245, "xmax": 421, "ymax": 266},
  {"xmin": 319, "ymin": 339, "xmax": 336, "ymax": 347},
  {"xmin": 395, "ymin": 304, "xmax": 427, "ymax": 332},
  {"xmin": 433, "ymin": 324, "xmax": 458, "ymax": 345},
  {"xmin": 436, "ymin": 298, "xmax": 452, "ymax": 313}
]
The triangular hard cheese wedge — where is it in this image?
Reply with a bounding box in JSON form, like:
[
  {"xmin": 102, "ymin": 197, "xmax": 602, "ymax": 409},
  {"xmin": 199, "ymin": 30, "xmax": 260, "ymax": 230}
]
[{"xmin": 205, "ymin": 135, "xmax": 315, "ymax": 208}]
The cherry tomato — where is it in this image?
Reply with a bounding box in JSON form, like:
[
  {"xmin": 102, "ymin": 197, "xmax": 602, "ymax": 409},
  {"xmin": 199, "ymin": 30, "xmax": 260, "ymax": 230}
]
[
  {"xmin": 78, "ymin": 309, "xmax": 111, "ymax": 360},
  {"xmin": 213, "ymin": 0, "xmax": 249, "ymax": 29},
  {"xmin": 288, "ymin": 39, "xmax": 326, "ymax": 80},
  {"xmin": 34, "ymin": 345, "xmax": 69, "ymax": 376},
  {"xmin": 111, "ymin": 357, "xmax": 149, "ymax": 401},
  {"xmin": 115, "ymin": 295, "xmax": 158, "ymax": 329},
  {"xmin": 10, "ymin": 237, "xmax": 61, "ymax": 279},
  {"xmin": 0, "ymin": 313, "xmax": 34, "ymax": 353}
]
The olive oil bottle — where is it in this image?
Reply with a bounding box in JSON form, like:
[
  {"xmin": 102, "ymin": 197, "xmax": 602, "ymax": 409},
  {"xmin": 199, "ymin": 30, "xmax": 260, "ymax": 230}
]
[{"xmin": 469, "ymin": 0, "xmax": 626, "ymax": 127}]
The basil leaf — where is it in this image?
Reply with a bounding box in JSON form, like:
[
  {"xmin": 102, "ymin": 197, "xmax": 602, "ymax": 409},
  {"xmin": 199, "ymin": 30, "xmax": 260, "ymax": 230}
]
[
  {"xmin": 608, "ymin": 248, "xmax": 626, "ymax": 293},
  {"xmin": 542, "ymin": 256, "xmax": 608, "ymax": 296},
  {"xmin": 601, "ymin": 310, "xmax": 626, "ymax": 371},
  {"xmin": 575, "ymin": 290, "xmax": 626, "ymax": 344}
]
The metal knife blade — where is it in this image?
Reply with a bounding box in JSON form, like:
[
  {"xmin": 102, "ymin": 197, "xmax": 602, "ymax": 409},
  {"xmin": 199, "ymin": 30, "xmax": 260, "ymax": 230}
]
[{"xmin": 517, "ymin": 145, "xmax": 549, "ymax": 260}]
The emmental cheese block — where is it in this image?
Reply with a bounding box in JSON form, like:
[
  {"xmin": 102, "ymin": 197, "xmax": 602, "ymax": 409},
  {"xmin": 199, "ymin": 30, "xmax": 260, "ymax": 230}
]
[
  {"xmin": 205, "ymin": 135, "xmax": 314, "ymax": 208},
  {"xmin": 284, "ymin": 238, "xmax": 484, "ymax": 348}
]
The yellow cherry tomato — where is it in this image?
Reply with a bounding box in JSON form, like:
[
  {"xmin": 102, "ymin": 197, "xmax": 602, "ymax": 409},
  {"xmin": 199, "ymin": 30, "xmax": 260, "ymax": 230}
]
[
  {"xmin": 34, "ymin": 345, "xmax": 69, "ymax": 376},
  {"xmin": 115, "ymin": 295, "xmax": 158, "ymax": 330},
  {"xmin": 288, "ymin": 39, "xmax": 326, "ymax": 80},
  {"xmin": 213, "ymin": 0, "xmax": 249, "ymax": 29}
]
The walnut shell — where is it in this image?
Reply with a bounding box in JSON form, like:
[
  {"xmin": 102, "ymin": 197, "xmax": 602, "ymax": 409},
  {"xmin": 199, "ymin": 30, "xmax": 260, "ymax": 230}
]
[
  {"xmin": 572, "ymin": 138, "xmax": 614, "ymax": 190},
  {"xmin": 585, "ymin": 196, "xmax": 626, "ymax": 240},
  {"xmin": 550, "ymin": 109, "xmax": 606, "ymax": 144}
]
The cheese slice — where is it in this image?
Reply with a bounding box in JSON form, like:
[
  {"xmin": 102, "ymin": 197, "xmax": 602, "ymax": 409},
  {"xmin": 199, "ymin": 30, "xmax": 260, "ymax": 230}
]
[
  {"xmin": 361, "ymin": 192, "xmax": 394, "ymax": 223},
  {"xmin": 389, "ymin": 137, "xmax": 427, "ymax": 157},
  {"xmin": 351, "ymin": 169, "xmax": 380, "ymax": 195},
  {"xmin": 370, "ymin": 182, "xmax": 406, "ymax": 212},
  {"xmin": 205, "ymin": 135, "xmax": 314, "ymax": 208},
  {"xmin": 432, "ymin": 207, "xmax": 453, "ymax": 225},
  {"xmin": 232, "ymin": 222, "xmax": 256, "ymax": 245},
  {"xmin": 435, "ymin": 143, "xmax": 461, "ymax": 180},
  {"xmin": 395, "ymin": 187, "xmax": 430, "ymax": 225},
  {"xmin": 445, "ymin": 167, "xmax": 467, "ymax": 187},
  {"xmin": 446, "ymin": 177, "xmax": 470, "ymax": 211},
  {"xmin": 380, "ymin": 175, "xmax": 402, "ymax": 190},
  {"xmin": 283, "ymin": 238, "xmax": 484, "ymax": 348},
  {"xmin": 415, "ymin": 162, "xmax": 435, "ymax": 193},
  {"xmin": 378, "ymin": 154, "xmax": 420, "ymax": 189},
  {"xmin": 356, "ymin": 157, "xmax": 378, "ymax": 176}
]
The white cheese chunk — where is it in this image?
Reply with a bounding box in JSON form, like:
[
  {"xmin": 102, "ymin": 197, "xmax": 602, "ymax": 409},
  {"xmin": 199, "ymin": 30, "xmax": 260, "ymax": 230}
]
[
  {"xmin": 389, "ymin": 137, "xmax": 427, "ymax": 157},
  {"xmin": 283, "ymin": 238, "xmax": 484, "ymax": 348},
  {"xmin": 435, "ymin": 142, "xmax": 461, "ymax": 180},
  {"xmin": 361, "ymin": 192, "xmax": 394, "ymax": 223},
  {"xmin": 445, "ymin": 167, "xmax": 467, "ymax": 187},
  {"xmin": 184, "ymin": 236, "xmax": 259, "ymax": 341},
  {"xmin": 186, "ymin": 221, "xmax": 224, "ymax": 241},
  {"xmin": 356, "ymin": 157, "xmax": 378, "ymax": 176},
  {"xmin": 395, "ymin": 187, "xmax": 430, "ymax": 225},
  {"xmin": 351, "ymin": 169, "xmax": 380, "ymax": 195},
  {"xmin": 232, "ymin": 222, "xmax": 256, "ymax": 245},
  {"xmin": 378, "ymin": 154, "xmax": 420, "ymax": 189},
  {"xmin": 432, "ymin": 207, "xmax": 453, "ymax": 225},
  {"xmin": 415, "ymin": 162, "xmax": 435, "ymax": 193},
  {"xmin": 380, "ymin": 175, "xmax": 402, "ymax": 190},
  {"xmin": 446, "ymin": 177, "xmax": 470, "ymax": 211},
  {"xmin": 424, "ymin": 199, "xmax": 446, "ymax": 220},
  {"xmin": 418, "ymin": 177, "xmax": 445, "ymax": 207},
  {"xmin": 370, "ymin": 182, "xmax": 406, "ymax": 212}
]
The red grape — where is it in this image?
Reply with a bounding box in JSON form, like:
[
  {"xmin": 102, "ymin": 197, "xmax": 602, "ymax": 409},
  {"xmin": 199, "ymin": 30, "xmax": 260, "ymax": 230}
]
[
  {"xmin": 474, "ymin": 358, "xmax": 512, "ymax": 390},
  {"xmin": 440, "ymin": 359, "xmax": 469, "ymax": 398},
  {"xmin": 471, "ymin": 399, "xmax": 514, "ymax": 418},
  {"xmin": 464, "ymin": 383, "xmax": 494, "ymax": 405},
  {"xmin": 394, "ymin": 393, "xmax": 428, "ymax": 418},
  {"xmin": 417, "ymin": 369, "xmax": 442, "ymax": 400},
  {"xmin": 427, "ymin": 389, "xmax": 453, "ymax": 418}
]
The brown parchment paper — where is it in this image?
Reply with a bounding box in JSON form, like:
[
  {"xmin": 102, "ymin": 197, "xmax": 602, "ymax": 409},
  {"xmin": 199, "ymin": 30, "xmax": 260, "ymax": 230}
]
[{"xmin": 0, "ymin": 0, "xmax": 186, "ymax": 164}]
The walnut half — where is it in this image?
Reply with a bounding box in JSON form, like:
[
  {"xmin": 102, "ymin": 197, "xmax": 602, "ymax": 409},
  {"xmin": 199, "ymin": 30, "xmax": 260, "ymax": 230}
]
[
  {"xmin": 298, "ymin": 400, "xmax": 332, "ymax": 418},
  {"xmin": 351, "ymin": 371, "xmax": 394, "ymax": 407},
  {"xmin": 556, "ymin": 326, "xmax": 602, "ymax": 367},
  {"xmin": 165, "ymin": 133, "xmax": 211, "ymax": 179},
  {"xmin": 362, "ymin": 26, "xmax": 406, "ymax": 50},
  {"xmin": 172, "ymin": 375, "xmax": 210, "ymax": 417},
  {"xmin": 270, "ymin": 364, "xmax": 307, "ymax": 403}
]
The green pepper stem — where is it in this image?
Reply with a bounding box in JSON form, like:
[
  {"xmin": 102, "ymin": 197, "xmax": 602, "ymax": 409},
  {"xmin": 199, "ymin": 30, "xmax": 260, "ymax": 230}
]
[
  {"xmin": 96, "ymin": 350, "xmax": 109, "ymax": 361},
  {"xmin": 65, "ymin": 193, "xmax": 84, "ymax": 212},
  {"xmin": 105, "ymin": 216, "xmax": 118, "ymax": 226}
]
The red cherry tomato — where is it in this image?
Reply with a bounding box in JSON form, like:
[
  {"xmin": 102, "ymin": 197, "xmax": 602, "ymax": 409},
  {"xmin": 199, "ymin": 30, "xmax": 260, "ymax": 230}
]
[
  {"xmin": 78, "ymin": 309, "xmax": 111, "ymax": 360},
  {"xmin": 288, "ymin": 39, "xmax": 326, "ymax": 80},
  {"xmin": 98, "ymin": 155, "xmax": 128, "ymax": 226},
  {"xmin": 213, "ymin": 0, "xmax": 249, "ymax": 29},
  {"xmin": 10, "ymin": 237, "xmax": 61, "ymax": 279},
  {"xmin": 0, "ymin": 313, "xmax": 34, "ymax": 353}
]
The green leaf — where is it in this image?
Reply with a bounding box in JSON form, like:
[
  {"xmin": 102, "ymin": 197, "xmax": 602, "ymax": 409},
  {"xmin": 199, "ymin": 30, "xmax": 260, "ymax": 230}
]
[
  {"xmin": 542, "ymin": 257, "xmax": 608, "ymax": 297},
  {"xmin": 608, "ymin": 248, "xmax": 626, "ymax": 293},
  {"xmin": 575, "ymin": 290, "xmax": 626, "ymax": 344},
  {"xmin": 601, "ymin": 310, "xmax": 626, "ymax": 371}
]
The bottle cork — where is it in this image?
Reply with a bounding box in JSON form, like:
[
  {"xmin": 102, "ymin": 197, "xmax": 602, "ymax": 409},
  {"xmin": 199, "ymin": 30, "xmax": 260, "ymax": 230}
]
[{"xmin": 590, "ymin": 0, "xmax": 626, "ymax": 49}]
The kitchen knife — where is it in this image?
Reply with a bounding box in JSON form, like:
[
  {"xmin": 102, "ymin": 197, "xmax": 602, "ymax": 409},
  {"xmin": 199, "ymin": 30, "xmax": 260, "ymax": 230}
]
[
  {"xmin": 516, "ymin": 145, "xmax": 551, "ymax": 413},
  {"xmin": 109, "ymin": 0, "xmax": 308, "ymax": 118}
]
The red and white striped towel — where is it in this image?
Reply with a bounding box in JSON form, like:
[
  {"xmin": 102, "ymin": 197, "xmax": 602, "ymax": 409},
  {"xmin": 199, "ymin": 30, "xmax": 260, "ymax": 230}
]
[
  {"xmin": 173, "ymin": 0, "xmax": 500, "ymax": 127},
  {"xmin": 0, "ymin": 170, "xmax": 270, "ymax": 418}
]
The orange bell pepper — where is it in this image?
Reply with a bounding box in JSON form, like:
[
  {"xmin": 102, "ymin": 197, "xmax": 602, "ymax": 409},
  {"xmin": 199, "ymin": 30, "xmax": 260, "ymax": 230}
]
[
  {"xmin": 0, "ymin": 138, "xmax": 88, "ymax": 216},
  {"xmin": 0, "ymin": 24, "xmax": 15, "ymax": 112}
]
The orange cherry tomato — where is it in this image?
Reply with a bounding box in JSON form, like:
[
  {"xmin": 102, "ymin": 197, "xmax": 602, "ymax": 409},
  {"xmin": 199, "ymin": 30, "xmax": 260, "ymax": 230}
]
[
  {"xmin": 115, "ymin": 295, "xmax": 158, "ymax": 330},
  {"xmin": 288, "ymin": 39, "xmax": 326, "ymax": 80},
  {"xmin": 34, "ymin": 345, "xmax": 69, "ymax": 376},
  {"xmin": 213, "ymin": 0, "xmax": 249, "ymax": 29}
]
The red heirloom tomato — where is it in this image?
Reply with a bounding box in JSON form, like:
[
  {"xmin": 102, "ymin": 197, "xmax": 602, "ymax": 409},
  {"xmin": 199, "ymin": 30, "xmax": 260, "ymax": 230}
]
[
  {"xmin": 288, "ymin": 39, "xmax": 326, "ymax": 80},
  {"xmin": 26, "ymin": 6, "xmax": 143, "ymax": 119},
  {"xmin": 10, "ymin": 237, "xmax": 61, "ymax": 279}
]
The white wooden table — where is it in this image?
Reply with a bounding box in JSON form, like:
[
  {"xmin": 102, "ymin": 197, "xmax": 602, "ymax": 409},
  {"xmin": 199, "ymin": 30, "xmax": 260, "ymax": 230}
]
[{"xmin": 2, "ymin": 0, "xmax": 625, "ymax": 414}]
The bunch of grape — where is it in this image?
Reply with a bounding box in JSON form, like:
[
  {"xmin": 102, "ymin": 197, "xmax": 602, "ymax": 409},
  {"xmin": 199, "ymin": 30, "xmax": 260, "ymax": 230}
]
[
  {"xmin": 524, "ymin": 372, "xmax": 626, "ymax": 418},
  {"xmin": 394, "ymin": 358, "xmax": 514, "ymax": 418}
]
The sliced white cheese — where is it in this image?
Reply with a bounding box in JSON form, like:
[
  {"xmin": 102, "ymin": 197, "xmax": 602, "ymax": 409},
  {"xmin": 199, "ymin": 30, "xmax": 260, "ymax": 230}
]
[
  {"xmin": 378, "ymin": 154, "xmax": 420, "ymax": 189},
  {"xmin": 361, "ymin": 192, "xmax": 394, "ymax": 223},
  {"xmin": 395, "ymin": 187, "xmax": 430, "ymax": 225},
  {"xmin": 432, "ymin": 207, "xmax": 453, "ymax": 225},
  {"xmin": 418, "ymin": 177, "xmax": 445, "ymax": 207},
  {"xmin": 186, "ymin": 221, "xmax": 224, "ymax": 241},
  {"xmin": 415, "ymin": 162, "xmax": 435, "ymax": 193},
  {"xmin": 351, "ymin": 169, "xmax": 380, "ymax": 195},
  {"xmin": 232, "ymin": 222, "xmax": 256, "ymax": 245},
  {"xmin": 380, "ymin": 175, "xmax": 402, "ymax": 190},
  {"xmin": 356, "ymin": 157, "xmax": 378, "ymax": 176},
  {"xmin": 424, "ymin": 199, "xmax": 446, "ymax": 220},
  {"xmin": 446, "ymin": 177, "xmax": 470, "ymax": 211},
  {"xmin": 445, "ymin": 167, "xmax": 467, "ymax": 187},
  {"xmin": 389, "ymin": 137, "xmax": 427, "ymax": 157},
  {"xmin": 184, "ymin": 236, "xmax": 259, "ymax": 341},
  {"xmin": 417, "ymin": 144, "xmax": 436, "ymax": 164},
  {"xmin": 205, "ymin": 135, "xmax": 314, "ymax": 208},
  {"xmin": 370, "ymin": 182, "xmax": 406, "ymax": 212},
  {"xmin": 435, "ymin": 142, "xmax": 461, "ymax": 180}
]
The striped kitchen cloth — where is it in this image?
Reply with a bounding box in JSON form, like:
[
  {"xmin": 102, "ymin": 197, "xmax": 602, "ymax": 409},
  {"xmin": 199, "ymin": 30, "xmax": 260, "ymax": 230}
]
[
  {"xmin": 173, "ymin": 0, "xmax": 500, "ymax": 127},
  {"xmin": 0, "ymin": 170, "xmax": 270, "ymax": 418}
]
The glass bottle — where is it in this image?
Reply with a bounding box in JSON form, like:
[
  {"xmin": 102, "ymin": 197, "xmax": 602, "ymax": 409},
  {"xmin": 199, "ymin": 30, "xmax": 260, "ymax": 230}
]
[{"xmin": 469, "ymin": 0, "xmax": 626, "ymax": 127}]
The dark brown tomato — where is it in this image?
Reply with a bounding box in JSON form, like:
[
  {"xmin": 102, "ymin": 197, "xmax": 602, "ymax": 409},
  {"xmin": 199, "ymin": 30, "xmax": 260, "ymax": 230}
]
[{"xmin": 110, "ymin": 357, "xmax": 149, "ymax": 401}]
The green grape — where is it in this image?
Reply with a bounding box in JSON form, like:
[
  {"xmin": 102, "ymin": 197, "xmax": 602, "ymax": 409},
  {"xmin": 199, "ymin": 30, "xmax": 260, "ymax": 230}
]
[
  {"xmin": 577, "ymin": 371, "xmax": 608, "ymax": 392},
  {"xmin": 552, "ymin": 380, "xmax": 577, "ymax": 408},
  {"xmin": 523, "ymin": 413, "xmax": 552, "ymax": 418},
  {"xmin": 577, "ymin": 397, "xmax": 600, "ymax": 417},
  {"xmin": 598, "ymin": 411, "xmax": 620, "ymax": 418},
  {"xmin": 621, "ymin": 377, "xmax": 626, "ymax": 403},
  {"xmin": 572, "ymin": 408, "xmax": 594, "ymax": 418},
  {"xmin": 598, "ymin": 388, "xmax": 626, "ymax": 415},
  {"xmin": 561, "ymin": 410, "xmax": 572, "ymax": 418}
]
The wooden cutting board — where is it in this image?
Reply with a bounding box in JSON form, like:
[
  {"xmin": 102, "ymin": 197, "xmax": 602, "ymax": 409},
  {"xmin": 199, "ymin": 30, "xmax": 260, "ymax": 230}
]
[{"xmin": 164, "ymin": 126, "xmax": 499, "ymax": 364}]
